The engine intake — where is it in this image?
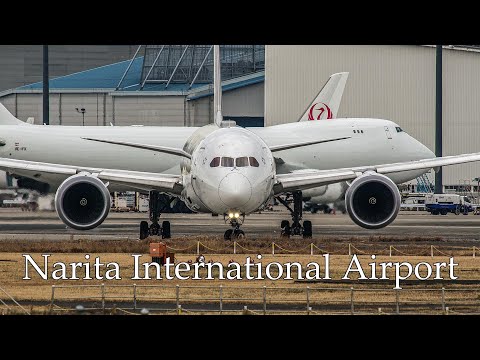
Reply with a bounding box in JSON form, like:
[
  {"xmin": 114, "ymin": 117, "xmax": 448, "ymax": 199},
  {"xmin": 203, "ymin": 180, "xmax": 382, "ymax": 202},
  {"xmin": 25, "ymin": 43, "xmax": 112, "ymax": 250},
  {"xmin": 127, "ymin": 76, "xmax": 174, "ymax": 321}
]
[
  {"xmin": 55, "ymin": 174, "xmax": 111, "ymax": 230},
  {"xmin": 345, "ymin": 173, "xmax": 400, "ymax": 229}
]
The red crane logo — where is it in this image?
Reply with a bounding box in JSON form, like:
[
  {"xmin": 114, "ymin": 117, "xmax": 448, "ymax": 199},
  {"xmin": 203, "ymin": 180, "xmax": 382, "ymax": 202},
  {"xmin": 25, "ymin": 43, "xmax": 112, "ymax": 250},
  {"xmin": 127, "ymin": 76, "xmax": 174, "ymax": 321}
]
[{"xmin": 308, "ymin": 103, "xmax": 333, "ymax": 120}]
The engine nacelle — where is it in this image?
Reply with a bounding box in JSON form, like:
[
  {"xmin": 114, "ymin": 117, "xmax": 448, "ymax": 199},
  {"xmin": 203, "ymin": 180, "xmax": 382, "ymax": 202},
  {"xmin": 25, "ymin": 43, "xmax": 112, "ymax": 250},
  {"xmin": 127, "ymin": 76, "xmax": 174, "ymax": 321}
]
[
  {"xmin": 345, "ymin": 172, "xmax": 400, "ymax": 229},
  {"xmin": 55, "ymin": 174, "xmax": 111, "ymax": 230}
]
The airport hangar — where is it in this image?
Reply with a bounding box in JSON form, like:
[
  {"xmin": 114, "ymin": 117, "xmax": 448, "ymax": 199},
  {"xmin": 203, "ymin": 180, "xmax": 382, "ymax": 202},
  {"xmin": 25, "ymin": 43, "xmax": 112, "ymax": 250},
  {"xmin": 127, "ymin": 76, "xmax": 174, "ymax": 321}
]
[{"xmin": 0, "ymin": 45, "xmax": 480, "ymax": 193}]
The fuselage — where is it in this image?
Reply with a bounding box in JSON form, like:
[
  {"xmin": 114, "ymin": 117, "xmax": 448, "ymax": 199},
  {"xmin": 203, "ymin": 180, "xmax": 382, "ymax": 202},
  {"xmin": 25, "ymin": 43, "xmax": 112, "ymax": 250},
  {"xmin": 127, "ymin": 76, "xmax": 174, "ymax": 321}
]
[
  {"xmin": 0, "ymin": 118, "xmax": 435, "ymax": 215},
  {"xmin": 183, "ymin": 127, "xmax": 275, "ymax": 214}
]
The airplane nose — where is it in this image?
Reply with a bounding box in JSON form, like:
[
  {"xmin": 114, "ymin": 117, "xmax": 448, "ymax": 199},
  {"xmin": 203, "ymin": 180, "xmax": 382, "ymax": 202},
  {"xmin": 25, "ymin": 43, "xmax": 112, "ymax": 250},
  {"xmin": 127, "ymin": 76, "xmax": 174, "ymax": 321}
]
[
  {"xmin": 426, "ymin": 146, "xmax": 435, "ymax": 159},
  {"xmin": 218, "ymin": 173, "xmax": 252, "ymax": 208},
  {"xmin": 419, "ymin": 141, "xmax": 435, "ymax": 159},
  {"xmin": 409, "ymin": 134, "xmax": 435, "ymax": 159}
]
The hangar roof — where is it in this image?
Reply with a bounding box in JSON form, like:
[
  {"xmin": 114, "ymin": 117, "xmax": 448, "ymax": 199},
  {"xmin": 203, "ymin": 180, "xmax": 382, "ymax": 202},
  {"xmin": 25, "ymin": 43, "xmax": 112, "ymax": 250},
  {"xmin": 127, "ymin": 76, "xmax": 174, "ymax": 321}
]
[
  {"xmin": 11, "ymin": 56, "xmax": 264, "ymax": 97},
  {"xmin": 18, "ymin": 57, "xmax": 144, "ymax": 91}
]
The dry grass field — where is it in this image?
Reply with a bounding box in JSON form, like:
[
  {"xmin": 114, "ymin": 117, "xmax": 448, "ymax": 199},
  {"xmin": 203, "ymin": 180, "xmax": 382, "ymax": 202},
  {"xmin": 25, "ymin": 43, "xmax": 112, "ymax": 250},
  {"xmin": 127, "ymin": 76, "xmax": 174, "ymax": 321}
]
[{"xmin": 1, "ymin": 248, "xmax": 479, "ymax": 314}]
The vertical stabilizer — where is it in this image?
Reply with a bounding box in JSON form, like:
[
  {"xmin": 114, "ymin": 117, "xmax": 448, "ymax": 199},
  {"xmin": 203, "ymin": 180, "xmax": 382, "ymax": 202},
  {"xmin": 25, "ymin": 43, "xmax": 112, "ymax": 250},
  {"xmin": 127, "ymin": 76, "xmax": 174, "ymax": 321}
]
[
  {"xmin": 0, "ymin": 103, "xmax": 24, "ymax": 125},
  {"xmin": 213, "ymin": 45, "xmax": 223, "ymax": 127},
  {"xmin": 298, "ymin": 72, "xmax": 349, "ymax": 121}
]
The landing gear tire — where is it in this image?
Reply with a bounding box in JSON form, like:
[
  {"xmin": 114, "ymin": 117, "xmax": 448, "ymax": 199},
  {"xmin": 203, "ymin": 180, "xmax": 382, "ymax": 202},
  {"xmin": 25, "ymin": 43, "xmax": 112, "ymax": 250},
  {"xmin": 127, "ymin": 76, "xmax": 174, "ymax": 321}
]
[
  {"xmin": 281, "ymin": 220, "xmax": 291, "ymax": 238},
  {"xmin": 150, "ymin": 222, "xmax": 160, "ymax": 236},
  {"xmin": 233, "ymin": 229, "xmax": 245, "ymax": 239},
  {"xmin": 224, "ymin": 229, "xmax": 233, "ymax": 240},
  {"xmin": 162, "ymin": 221, "xmax": 171, "ymax": 239},
  {"xmin": 303, "ymin": 220, "xmax": 312, "ymax": 239},
  {"xmin": 277, "ymin": 191, "xmax": 313, "ymax": 238},
  {"xmin": 140, "ymin": 221, "xmax": 149, "ymax": 240},
  {"xmin": 138, "ymin": 191, "xmax": 174, "ymax": 240}
]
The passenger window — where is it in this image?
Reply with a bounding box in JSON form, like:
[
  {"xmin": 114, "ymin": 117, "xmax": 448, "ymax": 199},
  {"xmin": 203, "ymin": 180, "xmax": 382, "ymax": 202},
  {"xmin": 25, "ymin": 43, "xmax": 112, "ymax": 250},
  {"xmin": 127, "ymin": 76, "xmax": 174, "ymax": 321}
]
[
  {"xmin": 236, "ymin": 157, "xmax": 249, "ymax": 167},
  {"xmin": 221, "ymin": 157, "xmax": 234, "ymax": 167},
  {"xmin": 210, "ymin": 157, "xmax": 220, "ymax": 167},
  {"xmin": 249, "ymin": 157, "xmax": 260, "ymax": 167}
]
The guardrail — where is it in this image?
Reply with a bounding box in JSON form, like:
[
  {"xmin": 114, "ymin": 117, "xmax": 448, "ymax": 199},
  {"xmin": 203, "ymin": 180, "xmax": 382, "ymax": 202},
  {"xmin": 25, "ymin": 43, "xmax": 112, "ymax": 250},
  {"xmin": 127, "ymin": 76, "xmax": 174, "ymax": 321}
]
[
  {"xmin": 47, "ymin": 284, "xmax": 480, "ymax": 315},
  {"xmin": 167, "ymin": 242, "xmax": 479, "ymax": 258}
]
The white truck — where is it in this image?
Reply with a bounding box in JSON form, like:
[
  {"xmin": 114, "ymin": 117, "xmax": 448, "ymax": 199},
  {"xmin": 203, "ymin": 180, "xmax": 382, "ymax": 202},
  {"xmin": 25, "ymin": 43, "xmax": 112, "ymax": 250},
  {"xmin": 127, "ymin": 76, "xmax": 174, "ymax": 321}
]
[{"xmin": 425, "ymin": 194, "xmax": 473, "ymax": 215}]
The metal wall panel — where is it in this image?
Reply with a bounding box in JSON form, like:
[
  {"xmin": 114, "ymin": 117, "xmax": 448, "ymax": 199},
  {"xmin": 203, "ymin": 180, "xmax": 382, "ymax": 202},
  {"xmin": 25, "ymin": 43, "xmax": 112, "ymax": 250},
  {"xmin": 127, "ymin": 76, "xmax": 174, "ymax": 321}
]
[
  {"xmin": 0, "ymin": 45, "xmax": 137, "ymax": 91},
  {"xmin": 15, "ymin": 94, "xmax": 43, "ymax": 124},
  {"xmin": 443, "ymin": 49, "xmax": 480, "ymax": 185},
  {"xmin": 265, "ymin": 45, "xmax": 480, "ymax": 186},
  {"xmin": 222, "ymin": 83, "xmax": 264, "ymax": 117},
  {"xmin": 113, "ymin": 96, "xmax": 186, "ymax": 126},
  {"xmin": 57, "ymin": 94, "xmax": 103, "ymax": 126},
  {"xmin": 189, "ymin": 97, "xmax": 211, "ymax": 127}
]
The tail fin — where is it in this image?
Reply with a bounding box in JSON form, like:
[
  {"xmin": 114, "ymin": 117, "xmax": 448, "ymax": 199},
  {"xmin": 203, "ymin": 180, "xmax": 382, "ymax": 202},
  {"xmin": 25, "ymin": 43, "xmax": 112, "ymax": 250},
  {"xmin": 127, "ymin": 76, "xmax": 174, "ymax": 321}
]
[
  {"xmin": 298, "ymin": 72, "xmax": 349, "ymax": 121},
  {"xmin": 0, "ymin": 103, "xmax": 24, "ymax": 125}
]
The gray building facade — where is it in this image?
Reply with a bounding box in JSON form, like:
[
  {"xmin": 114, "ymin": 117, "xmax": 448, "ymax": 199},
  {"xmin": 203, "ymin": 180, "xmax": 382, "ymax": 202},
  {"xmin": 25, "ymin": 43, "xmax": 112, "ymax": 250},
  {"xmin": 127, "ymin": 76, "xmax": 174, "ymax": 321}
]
[
  {"xmin": 265, "ymin": 45, "xmax": 480, "ymax": 189},
  {"xmin": 0, "ymin": 45, "xmax": 138, "ymax": 91}
]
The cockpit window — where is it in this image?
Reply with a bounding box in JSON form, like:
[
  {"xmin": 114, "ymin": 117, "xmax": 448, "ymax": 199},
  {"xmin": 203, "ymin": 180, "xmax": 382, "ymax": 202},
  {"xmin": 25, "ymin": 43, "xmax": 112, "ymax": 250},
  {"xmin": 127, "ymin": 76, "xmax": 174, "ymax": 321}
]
[
  {"xmin": 396, "ymin": 127, "xmax": 404, "ymax": 133},
  {"xmin": 211, "ymin": 156, "xmax": 260, "ymax": 168},
  {"xmin": 236, "ymin": 157, "xmax": 249, "ymax": 167},
  {"xmin": 210, "ymin": 157, "xmax": 220, "ymax": 167},
  {"xmin": 249, "ymin": 157, "xmax": 260, "ymax": 167},
  {"xmin": 221, "ymin": 157, "xmax": 234, "ymax": 167}
]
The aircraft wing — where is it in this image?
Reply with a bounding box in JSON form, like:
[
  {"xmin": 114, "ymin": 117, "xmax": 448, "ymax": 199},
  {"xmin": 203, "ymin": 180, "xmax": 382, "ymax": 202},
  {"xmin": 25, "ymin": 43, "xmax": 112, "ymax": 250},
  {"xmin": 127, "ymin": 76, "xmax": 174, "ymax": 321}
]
[
  {"xmin": 274, "ymin": 152, "xmax": 480, "ymax": 194},
  {"xmin": 0, "ymin": 157, "xmax": 183, "ymax": 194}
]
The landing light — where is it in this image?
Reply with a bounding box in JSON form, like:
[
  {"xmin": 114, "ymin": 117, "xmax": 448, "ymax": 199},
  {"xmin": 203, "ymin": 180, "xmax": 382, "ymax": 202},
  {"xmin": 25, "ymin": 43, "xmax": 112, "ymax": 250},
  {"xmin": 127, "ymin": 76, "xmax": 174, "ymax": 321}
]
[
  {"xmin": 234, "ymin": 213, "xmax": 240, "ymax": 218},
  {"xmin": 229, "ymin": 213, "xmax": 234, "ymax": 218}
]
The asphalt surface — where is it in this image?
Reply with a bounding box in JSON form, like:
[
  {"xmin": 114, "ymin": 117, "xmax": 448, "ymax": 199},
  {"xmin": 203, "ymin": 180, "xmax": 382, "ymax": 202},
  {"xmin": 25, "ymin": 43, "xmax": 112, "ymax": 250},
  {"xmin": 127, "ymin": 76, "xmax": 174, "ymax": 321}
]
[{"xmin": 1, "ymin": 207, "xmax": 480, "ymax": 241}]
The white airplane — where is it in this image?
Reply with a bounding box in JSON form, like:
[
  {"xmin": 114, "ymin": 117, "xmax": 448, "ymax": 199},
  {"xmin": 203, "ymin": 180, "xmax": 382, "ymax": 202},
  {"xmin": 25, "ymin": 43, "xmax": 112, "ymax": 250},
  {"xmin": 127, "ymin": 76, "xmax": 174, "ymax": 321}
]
[
  {"xmin": 1, "ymin": 45, "xmax": 480, "ymax": 240},
  {"xmin": 293, "ymin": 72, "xmax": 349, "ymax": 215}
]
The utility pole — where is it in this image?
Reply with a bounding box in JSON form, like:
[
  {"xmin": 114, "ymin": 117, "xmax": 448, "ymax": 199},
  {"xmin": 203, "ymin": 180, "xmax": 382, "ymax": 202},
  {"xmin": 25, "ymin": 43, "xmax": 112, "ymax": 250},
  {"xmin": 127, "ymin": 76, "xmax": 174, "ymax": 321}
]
[
  {"xmin": 43, "ymin": 45, "xmax": 49, "ymax": 125},
  {"xmin": 435, "ymin": 45, "xmax": 443, "ymax": 194},
  {"xmin": 76, "ymin": 108, "xmax": 86, "ymax": 126}
]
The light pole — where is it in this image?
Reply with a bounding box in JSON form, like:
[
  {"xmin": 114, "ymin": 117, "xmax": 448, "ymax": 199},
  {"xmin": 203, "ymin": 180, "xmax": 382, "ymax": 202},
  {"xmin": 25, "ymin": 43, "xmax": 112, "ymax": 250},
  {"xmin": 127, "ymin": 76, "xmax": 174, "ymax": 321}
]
[
  {"xmin": 75, "ymin": 107, "xmax": 86, "ymax": 126},
  {"xmin": 435, "ymin": 45, "xmax": 443, "ymax": 194},
  {"xmin": 43, "ymin": 45, "xmax": 49, "ymax": 125}
]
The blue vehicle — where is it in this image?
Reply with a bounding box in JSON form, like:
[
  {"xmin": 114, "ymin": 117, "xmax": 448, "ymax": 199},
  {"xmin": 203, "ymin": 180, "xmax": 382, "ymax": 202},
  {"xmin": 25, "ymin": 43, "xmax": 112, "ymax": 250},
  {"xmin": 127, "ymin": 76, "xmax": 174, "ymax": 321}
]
[{"xmin": 425, "ymin": 194, "xmax": 473, "ymax": 215}]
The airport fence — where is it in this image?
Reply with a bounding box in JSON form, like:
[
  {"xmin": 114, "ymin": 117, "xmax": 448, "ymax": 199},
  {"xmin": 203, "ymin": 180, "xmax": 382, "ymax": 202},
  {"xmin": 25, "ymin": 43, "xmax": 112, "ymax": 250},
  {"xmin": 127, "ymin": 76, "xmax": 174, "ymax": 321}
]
[
  {"xmin": 168, "ymin": 241, "xmax": 479, "ymax": 258},
  {"xmin": 45, "ymin": 283, "xmax": 480, "ymax": 315}
]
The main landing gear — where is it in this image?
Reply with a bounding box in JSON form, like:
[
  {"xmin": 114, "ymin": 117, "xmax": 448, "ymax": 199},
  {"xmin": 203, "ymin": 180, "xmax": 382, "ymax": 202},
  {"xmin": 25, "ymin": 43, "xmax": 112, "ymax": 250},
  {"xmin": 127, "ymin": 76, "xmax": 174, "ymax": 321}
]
[
  {"xmin": 139, "ymin": 191, "xmax": 171, "ymax": 240},
  {"xmin": 276, "ymin": 191, "xmax": 312, "ymax": 239},
  {"xmin": 223, "ymin": 214, "xmax": 246, "ymax": 240}
]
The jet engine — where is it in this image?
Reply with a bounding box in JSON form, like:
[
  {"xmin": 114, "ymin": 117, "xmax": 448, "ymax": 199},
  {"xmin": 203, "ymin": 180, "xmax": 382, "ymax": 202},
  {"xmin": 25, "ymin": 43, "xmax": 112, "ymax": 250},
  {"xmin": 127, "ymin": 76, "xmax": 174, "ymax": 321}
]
[
  {"xmin": 55, "ymin": 174, "xmax": 111, "ymax": 230},
  {"xmin": 345, "ymin": 172, "xmax": 400, "ymax": 229}
]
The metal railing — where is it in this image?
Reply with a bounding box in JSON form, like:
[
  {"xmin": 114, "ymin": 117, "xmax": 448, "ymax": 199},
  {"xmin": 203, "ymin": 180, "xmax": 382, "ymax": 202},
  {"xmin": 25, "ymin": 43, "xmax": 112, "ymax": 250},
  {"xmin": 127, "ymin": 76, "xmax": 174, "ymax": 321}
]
[
  {"xmin": 168, "ymin": 241, "xmax": 479, "ymax": 258},
  {"xmin": 47, "ymin": 284, "xmax": 480, "ymax": 315}
]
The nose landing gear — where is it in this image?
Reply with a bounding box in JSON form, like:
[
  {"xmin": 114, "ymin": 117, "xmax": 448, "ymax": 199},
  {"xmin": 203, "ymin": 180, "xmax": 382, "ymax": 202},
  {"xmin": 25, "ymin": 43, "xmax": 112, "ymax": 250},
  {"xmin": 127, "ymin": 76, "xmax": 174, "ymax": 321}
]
[
  {"xmin": 139, "ymin": 191, "xmax": 172, "ymax": 240},
  {"xmin": 223, "ymin": 214, "xmax": 245, "ymax": 240},
  {"xmin": 277, "ymin": 191, "xmax": 313, "ymax": 239}
]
